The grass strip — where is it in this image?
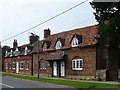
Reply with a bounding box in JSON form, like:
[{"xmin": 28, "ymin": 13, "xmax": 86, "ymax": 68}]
[{"xmin": 2, "ymin": 72, "xmax": 120, "ymax": 88}]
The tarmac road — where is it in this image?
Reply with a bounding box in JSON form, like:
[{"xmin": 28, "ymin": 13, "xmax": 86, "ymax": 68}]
[{"xmin": 1, "ymin": 76, "xmax": 71, "ymax": 88}]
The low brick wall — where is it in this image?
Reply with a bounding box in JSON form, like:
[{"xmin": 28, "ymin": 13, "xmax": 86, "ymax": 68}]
[
  {"xmin": 96, "ymin": 69, "xmax": 106, "ymax": 81},
  {"xmin": 40, "ymin": 73, "xmax": 51, "ymax": 78},
  {"xmin": 66, "ymin": 75, "xmax": 95, "ymax": 80},
  {"xmin": 33, "ymin": 73, "xmax": 51, "ymax": 78}
]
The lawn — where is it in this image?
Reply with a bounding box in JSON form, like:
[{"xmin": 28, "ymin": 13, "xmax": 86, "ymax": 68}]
[{"xmin": 2, "ymin": 72, "xmax": 119, "ymax": 88}]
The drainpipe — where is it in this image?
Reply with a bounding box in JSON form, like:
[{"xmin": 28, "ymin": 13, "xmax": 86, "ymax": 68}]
[{"xmin": 37, "ymin": 38, "xmax": 40, "ymax": 79}]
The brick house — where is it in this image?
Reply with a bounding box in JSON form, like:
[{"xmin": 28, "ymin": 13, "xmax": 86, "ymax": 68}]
[
  {"xmin": 3, "ymin": 25, "xmax": 119, "ymax": 81},
  {"xmin": 4, "ymin": 34, "xmax": 39, "ymax": 75},
  {"xmin": 32, "ymin": 25, "xmax": 98, "ymax": 80}
]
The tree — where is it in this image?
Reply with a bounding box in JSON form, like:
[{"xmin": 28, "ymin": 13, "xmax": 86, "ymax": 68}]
[
  {"xmin": 90, "ymin": 1, "xmax": 120, "ymax": 54},
  {"xmin": 90, "ymin": 1, "xmax": 120, "ymax": 80},
  {"xmin": 90, "ymin": 2, "xmax": 120, "ymax": 47}
]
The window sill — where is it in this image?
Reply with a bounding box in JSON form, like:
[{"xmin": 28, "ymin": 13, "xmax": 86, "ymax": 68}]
[
  {"xmin": 20, "ymin": 68, "xmax": 23, "ymax": 70},
  {"xmin": 40, "ymin": 68, "xmax": 46, "ymax": 70},
  {"xmin": 26, "ymin": 69, "xmax": 29, "ymax": 71},
  {"xmin": 72, "ymin": 68, "xmax": 83, "ymax": 70}
]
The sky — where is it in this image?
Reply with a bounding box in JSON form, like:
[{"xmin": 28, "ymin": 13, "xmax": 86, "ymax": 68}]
[{"xmin": 0, "ymin": 0, "xmax": 98, "ymax": 47}]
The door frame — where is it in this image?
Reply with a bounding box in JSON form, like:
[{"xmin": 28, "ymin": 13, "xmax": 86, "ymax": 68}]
[
  {"xmin": 53, "ymin": 61, "xmax": 57, "ymax": 77},
  {"xmin": 60, "ymin": 61, "xmax": 65, "ymax": 77},
  {"xmin": 16, "ymin": 61, "xmax": 19, "ymax": 73}
]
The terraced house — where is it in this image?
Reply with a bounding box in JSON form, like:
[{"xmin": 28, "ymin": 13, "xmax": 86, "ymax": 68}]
[
  {"xmin": 32, "ymin": 25, "xmax": 98, "ymax": 80},
  {"xmin": 4, "ymin": 34, "xmax": 39, "ymax": 75},
  {"xmin": 3, "ymin": 25, "xmax": 120, "ymax": 81}
]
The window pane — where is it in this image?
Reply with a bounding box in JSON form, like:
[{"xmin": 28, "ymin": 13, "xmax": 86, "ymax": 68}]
[
  {"xmin": 80, "ymin": 60, "xmax": 83, "ymax": 68},
  {"xmin": 40, "ymin": 61, "xmax": 46, "ymax": 69},
  {"xmin": 12, "ymin": 62, "xmax": 16, "ymax": 69},
  {"xmin": 71, "ymin": 37, "xmax": 78, "ymax": 47},
  {"xmin": 76, "ymin": 61, "xmax": 79, "ymax": 68},
  {"xmin": 25, "ymin": 61, "xmax": 29, "ymax": 70},
  {"xmin": 20, "ymin": 61, "xmax": 23, "ymax": 69},
  {"xmin": 73, "ymin": 61, "xmax": 75, "ymax": 68}
]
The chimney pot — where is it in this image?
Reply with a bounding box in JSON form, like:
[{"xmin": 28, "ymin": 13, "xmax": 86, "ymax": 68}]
[
  {"xmin": 29, "ymin": 33, "xmax": 39, "ymax": 44},
  {"xmin": 44, "ymin": 28, "xmax": 51, "ymax": 38},
  {"xmin": 13, "ymin": 39, "xmax": 18, "ymax": 48}
]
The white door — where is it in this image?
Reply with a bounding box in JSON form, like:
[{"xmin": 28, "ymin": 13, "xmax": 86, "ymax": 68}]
[
  {"xmin": 16, "ymin": 61, "xmax": 19, "ymax": 73},
  {"xmin": 60, "ymin": 61, "xmax": 65, "ymax": 76},
  {"xmin": 53, "ymin": 61, "xmax": 57, "ymax": 76}
]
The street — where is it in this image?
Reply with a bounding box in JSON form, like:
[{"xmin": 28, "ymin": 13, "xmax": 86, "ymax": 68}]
[{"xmin": 1, "ymin": 76, "xmax": 71, "ymax": 88}]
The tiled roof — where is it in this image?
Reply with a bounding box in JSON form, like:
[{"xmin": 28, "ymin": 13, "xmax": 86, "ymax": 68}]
[
  {"xmin": 44, "ymin": 51, "xmax": 66, "ymax": 60},
  {"xmin": 5, "ymin": 43, "xmax": 33, "ymax": 57},
  {"xmin": 33, "ymin": 25, "xmax": 98, "ymax": 53}
]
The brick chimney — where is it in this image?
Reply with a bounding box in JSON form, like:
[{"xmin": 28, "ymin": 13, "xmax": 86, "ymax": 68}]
[
  {"xmin": 29, "ymin": 33, "xmax": 39, "ymax": 44},
  {"xmin": 13, "ymin": 39, "xmax": 18, "ymax": 48},
  {"xmin": 44, "ymin": 28, "xmax": 51, "ymax": 38}
]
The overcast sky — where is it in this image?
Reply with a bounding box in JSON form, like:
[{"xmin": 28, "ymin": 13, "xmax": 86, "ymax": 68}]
[{"xmin": 0, "ymin": 0, "xmax": 98, "ymax": 47}]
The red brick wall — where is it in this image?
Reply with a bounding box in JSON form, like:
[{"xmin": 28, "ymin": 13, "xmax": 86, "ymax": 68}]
[
  {"xmin": 33, "ymin": 46, "xmax": 96, "ymax": 79},
  {"xmin": 65, "ymin": 47, "xmax": 96, "ymax": 77},
  {"xmin": 33, "ymin": 53, "xmax": 51, "ymax": 77},
  {"xmin": 4, "ymin": 55, "xmax": 32, "ymax": 75}
]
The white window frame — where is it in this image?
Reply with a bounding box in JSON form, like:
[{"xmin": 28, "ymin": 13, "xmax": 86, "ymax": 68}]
[
  {"xmin": 5, "ymin": 51, "xmax": 8, "ymax": 57},
  {"xmin": 24, "ymin": 47, "xmax": 28, "ymax": 55},
  {"xmin": 20, "ymin": 61, "xmax": 23, "ymax": 70},
  {"xmin": 12, "ymin": 62, "xmax": 16, "ymax": 69},
  {"xmin": 15, "ymin": 48, "xmax": 20, "ymax": 56},
  {"xmin": 25, "ymin": 61, "xmax": 29, "ymax": 70},
  {"xmin": 55, "ymin": 40, "xmax": 62, "ymax": 49},
  {"xmin": 71, "ymin": 37, "xmax": 79, "ymax": 47},
  {"xmin": 6, "ymin": 63, "xmax": 8, "ymax": 69},
  {"xmin": 43, "ymin": 42, "xmax": 47, "ymax": 51},
  {"xmin": 72, "ymin": 59, "xmax": 83, "ymax": 70}
]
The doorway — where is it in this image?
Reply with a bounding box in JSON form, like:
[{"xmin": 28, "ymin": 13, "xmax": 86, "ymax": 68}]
[
  {"xmin": 60, "ymin": 61, "xmax": 65, "ymax": 77},
  {"xmin": 53, "ymin": 61, "xmax": 57, "ymax": 76},
  {"xmin": 16, "ymin": 61, "xmax": 19, "ymax": 73}
]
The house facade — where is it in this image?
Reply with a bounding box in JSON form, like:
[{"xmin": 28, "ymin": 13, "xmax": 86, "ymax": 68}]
[
  {"xmin": 3, "ymin": 25, "xmax": 119, "ymax": 81},
  {"xmin": 4, "ymin": 34, "xmax": 39, "ymax": 75},
  {"xmin": 32, "ymin": 25, "xmax": 98, "ymax": 80}
]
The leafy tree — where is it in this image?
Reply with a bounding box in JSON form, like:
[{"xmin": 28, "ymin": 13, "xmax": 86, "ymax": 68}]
[
  {"xmin": 90, "ymin": 1, "xmax": 120, "ymax": 76},
  {"xmin": 90, "ymin": 2, "xmax": 120, "ymax": 48}
]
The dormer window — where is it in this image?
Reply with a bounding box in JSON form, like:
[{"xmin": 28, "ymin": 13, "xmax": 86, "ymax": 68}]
[
  {"xmin": 15, "ymin": 48, "xmax": 20, "ymax": 56},
  {"xmin": 24, "ymin": 47, "xmax": 28, "ymax": 55},
  {"xmin": 71, "ymin": 34, "xmax": 82, "ymax": 47},
  {"xmin": 71, "ymin": 37, "xmax": 79, "ymax": 47},
  {"xmin": 5, "ymin": 50, "xmax": 10, "ymax": 57},
  {"xmin": 42, "ymin": 41, "xmax": 51, "ymax": 51},
  {"xmin": 5, "ymin": 51, "xmax": 8, "ymax": 57},
  {"xmin": 24, "ymin": 46, "xmax": 31, "ymax": 55},
  {"xmin": 10, "ymin": 49, "xmax": 13, "ymax": 57},
  {"xmin": 55, "ymin": 40, "xmax": 62, "ymax": 49},
  {"xmin": 43, "ymin": 42, "xmax": 47, "ymax": 51}
]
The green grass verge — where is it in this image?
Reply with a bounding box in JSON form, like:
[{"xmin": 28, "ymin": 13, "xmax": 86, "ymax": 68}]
[{"xmin": 2, "ymin": 72, "xmax": 120, "ymax": 88}]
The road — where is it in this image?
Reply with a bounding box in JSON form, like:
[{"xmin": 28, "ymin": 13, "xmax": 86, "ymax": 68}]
[{"xmin": 1, "ymin": 76, "xmax": 71, "ymax": 88}]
